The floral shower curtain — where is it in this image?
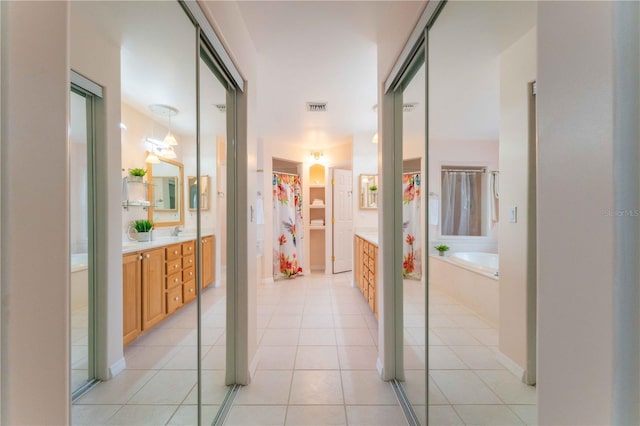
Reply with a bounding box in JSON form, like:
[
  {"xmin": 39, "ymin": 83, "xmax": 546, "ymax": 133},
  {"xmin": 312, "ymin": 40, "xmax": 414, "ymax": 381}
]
[
  {"xmin": 403, "ymin": 173, "xmax": 422, "ymax": 280},
  {"xmin": 273, "ymin": 173, "xmax": 304, "ymax": 279}
]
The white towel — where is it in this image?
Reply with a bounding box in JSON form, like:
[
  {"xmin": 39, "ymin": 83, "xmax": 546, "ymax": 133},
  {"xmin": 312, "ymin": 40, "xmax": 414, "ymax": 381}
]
[
  {"xmin": 310, "ymin": 219, "xmax": 324, "ymax": 226},
  {"xmin": 428, "ymin": 198, "xmax": 439, "ymax": 226},
  {"xmin": 256, "ymin": 197, "xmax": 264, "ymax": 225}
]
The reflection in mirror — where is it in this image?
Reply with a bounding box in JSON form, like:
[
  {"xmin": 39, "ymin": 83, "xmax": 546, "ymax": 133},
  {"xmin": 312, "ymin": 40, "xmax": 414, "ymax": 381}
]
[
  {"xmin": 154, "ymin": 176, "xmax": 178, "ymax": 210},
  {"xmin": 148, "ymin": 154, "xmax": 184, "ymax": 226},
  {"xmin": 188, "ymin": 175, "xmax": 210, "ymax": 211},
  {"xmin": 359, "ymin": 174, "xmax": 378, "ymax": 209}
]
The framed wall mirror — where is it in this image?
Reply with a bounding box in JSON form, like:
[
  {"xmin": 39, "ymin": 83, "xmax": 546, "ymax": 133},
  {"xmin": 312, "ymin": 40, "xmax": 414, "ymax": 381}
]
[
  {"xmin": 188, "ymin": 175, "xmax": 210, "ymax": 211},
  {"xmin": 148, "ymin": 157, "xmax": 184, "ymax": 226},
  {"xmin": 359, "ymin": 174, "xmax": 379, "ymax": 209}
]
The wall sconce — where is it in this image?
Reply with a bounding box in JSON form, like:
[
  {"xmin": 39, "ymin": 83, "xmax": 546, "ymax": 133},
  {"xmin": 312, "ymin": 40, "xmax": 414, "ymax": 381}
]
[{"xmin": 310, "ymin": 151, "xmax": 323, "ymax": 163}]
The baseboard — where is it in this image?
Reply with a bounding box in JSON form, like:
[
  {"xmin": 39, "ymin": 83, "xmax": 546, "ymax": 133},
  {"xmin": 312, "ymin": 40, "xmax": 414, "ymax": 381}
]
[
  {"xmin": 108, "ymin": 357, "xmax": 126, "ymax": 379},
  {"xmin": 249, "ymin": 352, "xmax": 259, "ymax": 380},
  {"xmin": 496, "ymin": 350, "xmax": 525, "ymax": 381},
  {"xmin": 376, "ymin": 357, "xmax": 384, "ymax": 378}
]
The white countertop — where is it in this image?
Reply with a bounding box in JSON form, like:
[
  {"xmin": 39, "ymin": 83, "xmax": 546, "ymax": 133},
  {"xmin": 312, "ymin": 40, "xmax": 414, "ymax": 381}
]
[
  {"xmin": 122, "ymin": 233, "xmax": 214, "ymax": 254},
  {"xmin": 355, "ymin": 231, "xmax": 379, "ymax": 246}
]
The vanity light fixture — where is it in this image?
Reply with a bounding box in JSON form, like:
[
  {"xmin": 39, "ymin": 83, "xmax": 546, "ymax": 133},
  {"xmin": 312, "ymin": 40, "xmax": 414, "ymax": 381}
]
[
  {"xmin": 145, "ymin": 151, "xmax": 160, "ymax": 164},
  {"xmin": 310, "ymin": 151, "xmax": 323, "ymax": 162},
  {"xmin": 149, "ymin": 104, "xmax": 179, "ymax": 146},
  {"xmin": 163, "ymin": 145, "xmax": 177, "ymax": 159}
]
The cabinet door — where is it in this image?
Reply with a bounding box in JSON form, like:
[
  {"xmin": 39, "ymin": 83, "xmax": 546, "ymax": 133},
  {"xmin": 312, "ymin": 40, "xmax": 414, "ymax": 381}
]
[
  {"xmin": 202, "ymin": 236, "xmax": 215, "ymax": 288},
  {"xmin": 142, "ymin": 247, "xmax": 166, "ymax": 330},
  {"xmin": 123, "ymin": 253, "xmax": 141, "ymax": 345}
]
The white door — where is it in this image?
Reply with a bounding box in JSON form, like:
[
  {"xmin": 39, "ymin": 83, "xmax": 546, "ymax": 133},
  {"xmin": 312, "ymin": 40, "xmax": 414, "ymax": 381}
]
[{"xmin": 332, "ymin": 169, "xmax": 353, "ymax": 273}]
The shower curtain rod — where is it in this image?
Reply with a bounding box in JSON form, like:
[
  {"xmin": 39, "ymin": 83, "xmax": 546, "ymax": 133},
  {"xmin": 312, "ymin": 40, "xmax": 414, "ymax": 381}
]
[
  {"xmin": 273, "ymin": 171, "xmax": 299, "ymax": 177},
  {"xmin": 441, "ymin": 168, "xmax": 486, "ymax": 173}
]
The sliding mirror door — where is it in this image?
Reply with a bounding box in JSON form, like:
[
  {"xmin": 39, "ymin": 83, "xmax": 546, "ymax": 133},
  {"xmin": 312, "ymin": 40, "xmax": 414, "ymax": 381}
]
[{"xmin": 195, "ymin": 43, "xmax": 232, "ymax": 420}]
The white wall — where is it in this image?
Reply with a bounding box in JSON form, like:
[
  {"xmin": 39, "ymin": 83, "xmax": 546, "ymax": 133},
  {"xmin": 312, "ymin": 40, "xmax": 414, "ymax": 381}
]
[
  {"xmin": 537, "ymin": 3, "xmax": 615, "ymax": 424},
  {"xmin": 70, "ymin": 10, "xmax": 125, "ymax": 380},
  {"xmin": 352, "ymin": 132, "xmax": 378, "ymax": 231},
  {"xmin": 200, "ymin": 0, "xmax": 259, "ymax": 384},
  {"xmin": 498, "ymin": 27, "xmax": 536, "ymax": 373},
  {"xmin": 1, "ymin": 2, "xmax": 70, "ymax": 423}
]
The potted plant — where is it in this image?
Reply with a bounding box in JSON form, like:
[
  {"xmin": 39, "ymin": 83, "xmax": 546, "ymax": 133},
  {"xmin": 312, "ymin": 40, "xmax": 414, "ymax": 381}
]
[
  {"xmin": 132, "ymin": 219, "xmax": 154, "ymax": 242},
  {"xmin": 434, "ymin": 244, "xmax": 450, "ymax": 257},
  {"xmin": 369, "ymin": 184, "xmax": 378, "ymax": 192},
  {"xmin": 128, "ymin": 168, "xmax": 147, "ymax": 182}
]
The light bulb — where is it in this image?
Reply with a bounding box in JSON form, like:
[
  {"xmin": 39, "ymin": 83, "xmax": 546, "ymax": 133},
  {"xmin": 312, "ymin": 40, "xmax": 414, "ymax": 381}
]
[
  {"xmin": 145, "ymin": 152, "xmax": 160, "ymax": 164},
  {"xmin": 163, "ymin": 131, "xmax": 178, "ymax": 146},
  {"xmin": 163, "ymin": 146, "xmax": 177, "ymax": 159}
]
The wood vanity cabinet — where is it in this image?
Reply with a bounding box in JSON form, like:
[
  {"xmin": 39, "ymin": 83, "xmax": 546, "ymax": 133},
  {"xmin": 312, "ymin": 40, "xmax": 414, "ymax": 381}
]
[
  {"xmin": 141, "ymin": 247, "xmax": 166, "ymax": 330},
  {"xmin": 123, "ymin": 236, "xmax": 214, "ymax": 346},
  {"xmin": 122, "ymin": 253, "xmax": 142, "ymax": 345},
  {"xmin": 201, "ymin": 235, "xmax": 215, "ymax": 288},
  {"xmin": 354, "ymin": 235, "xmax": 378, "ymax": 318}
]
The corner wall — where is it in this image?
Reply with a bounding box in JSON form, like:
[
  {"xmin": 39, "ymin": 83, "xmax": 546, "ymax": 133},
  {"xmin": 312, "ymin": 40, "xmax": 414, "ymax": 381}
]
[
  {"xmin": 1, "ymin": 2, "xmax": 70, "ymax": 423},
  {"xmin": 498, "ymin": 27, "xmax": 536, "ymax": 374},
  {"xmin": 537, "ymin": 3, "xmax": 615, "ymax": 423},
  {"xmin": 70, "ymin": 11, "xmax": 124, "ymax": 379}
]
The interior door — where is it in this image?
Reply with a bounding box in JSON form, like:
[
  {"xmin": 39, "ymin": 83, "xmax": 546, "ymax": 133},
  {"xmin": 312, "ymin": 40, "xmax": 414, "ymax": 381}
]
[{"xmin": 332, "ymin": 168, "xmax": 353, "ymax": 273}]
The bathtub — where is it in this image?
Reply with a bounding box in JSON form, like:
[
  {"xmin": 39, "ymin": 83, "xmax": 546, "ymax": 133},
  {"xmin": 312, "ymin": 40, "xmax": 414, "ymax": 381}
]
[
  {"xmin": 430, "ymin": 252, "xmax": 499, "ymax": 327},
  {"xmin": 71, "ymin": 253, "xmax": 88, "ymax": 311},
  {"xmin": 449, "ymin": 252, "xmax": 499, "ymax": 276}
]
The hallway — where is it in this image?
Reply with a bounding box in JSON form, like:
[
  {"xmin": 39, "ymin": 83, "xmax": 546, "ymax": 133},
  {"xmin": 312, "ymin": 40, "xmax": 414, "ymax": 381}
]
[{"xmin": 225, "ymin": 273, "xmax": 400, "ymax": 425}]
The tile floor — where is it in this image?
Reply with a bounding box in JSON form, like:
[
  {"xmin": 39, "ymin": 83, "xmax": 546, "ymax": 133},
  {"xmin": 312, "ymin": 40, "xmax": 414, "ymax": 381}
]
[
  {"xmin": 403, "ymin": 278, "xmax": 537, "ymax": 425},
  {"xmin": 72, "ymin": 282, "xmax": 228, "ymax": 426},
  {"xmin": 73, "ymin": 271, "xmax": 536, "ymax": 425},
  {"xmin": 225, "ymin": 272, "xmax": 404, "ymax": 426}
]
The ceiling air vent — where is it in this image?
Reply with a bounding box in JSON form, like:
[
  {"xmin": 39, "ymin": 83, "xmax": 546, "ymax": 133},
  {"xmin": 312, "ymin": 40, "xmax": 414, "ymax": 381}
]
[
  {"xmin": 214, "ymin": 104, "xmax": 226, "ymax": 113},
  {"xmin": 306, "ymin": 102, "xmax": 327, "ymax": 112},
  {"xmin": 403, "ymin": 102, "xmax": 418, "ymax": 112}
]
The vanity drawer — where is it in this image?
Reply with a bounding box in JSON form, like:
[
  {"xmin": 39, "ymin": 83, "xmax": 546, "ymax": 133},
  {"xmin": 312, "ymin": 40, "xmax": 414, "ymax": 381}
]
[
  {"xmin": 166, "ymin": 244, "xmax": 182, "ymax": 261},
  {"xmin": 182, "ymin": 241, "xmax": 195, "ymax": 255},
  {"xmin": 183, "ymin": 255, "xmax": 195, "ymax": 269},
  {"xmin": 183, "ymin": 267, "xmax": 195, "ymax": 282},
  {"xmin": 166, "ymin": 259, "xmax": 182, "ymax": 274},
  {"xmin": 183, "ymin": 280, "xmax": 197, "ymax": 303},
  {"xmin": 166, "ymin": 272, "xmax": 182, "ymax": 289},
  {"xmin": 166, "ymin": 286, "xmax": 183, "ymax": 314},
  {"xmin": 368, "ymin": 285, "xmax": 375, "ymax": 311}
]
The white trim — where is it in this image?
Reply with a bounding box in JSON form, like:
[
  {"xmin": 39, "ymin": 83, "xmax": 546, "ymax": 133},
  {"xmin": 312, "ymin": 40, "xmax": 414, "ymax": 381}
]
[
  {"xmin": 384, "ymin": 0, "xmax": 444, "ymax": 93},
  {"xmin": 182, "ymin": 1, "xmax": 244, "ymax": 92},
  {"xmin": 108, "ymin": 357, "xmax": 126, "ymax": 379},
  {"xmin": 376, "ymin": 357, "xmax": 385, "ymax": 379},
  {"xmin": 496, "ymin": 350, "xmax": 525, "ymax": 381},
  {"xmin": 70, "ymin": 70, "xmax": 103, "ymax": 98}
]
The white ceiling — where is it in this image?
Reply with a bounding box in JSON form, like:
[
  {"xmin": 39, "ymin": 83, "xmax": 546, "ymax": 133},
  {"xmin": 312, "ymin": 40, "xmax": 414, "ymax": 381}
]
[
  {"xmin": 72, "ymin": 0, "xmax": 535, "ymax": 150},
  {"xmin": 236, "ymin": 1, "xmax": 426, "ymax": 149},
  {"xmin": 71, "ymin": 1, "xmax": 226, "ymax": 139},
  {"xmin": 423, "ymin": 1, "xmax": 537, "ymax": 142}
]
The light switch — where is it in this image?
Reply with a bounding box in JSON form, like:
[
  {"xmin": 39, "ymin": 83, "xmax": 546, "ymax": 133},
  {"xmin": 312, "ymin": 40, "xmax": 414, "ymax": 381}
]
[{"xmin": 509, "ymin": 206, "xmax": 518, "ymax": 223}]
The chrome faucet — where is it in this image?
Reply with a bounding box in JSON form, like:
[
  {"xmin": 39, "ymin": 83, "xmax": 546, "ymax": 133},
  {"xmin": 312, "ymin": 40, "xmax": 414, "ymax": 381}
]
[{"xmin": 171, "ymin": 226, "xmax": 183, "ymax": 237}]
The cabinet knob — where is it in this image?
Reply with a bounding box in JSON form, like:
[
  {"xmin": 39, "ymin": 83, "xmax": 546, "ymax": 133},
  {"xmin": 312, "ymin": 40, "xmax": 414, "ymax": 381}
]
[
  {"xmin": 189, "ymin": 288, "xmax": 194, "ymax": 293},
  {"xmin": 189, "ymin": 259, "xmax": 193, "ymax": 264},
  {"xmin": 174, "ymin": 250, "xmax": 178, "ymax": 254},
  {"xmin": 189, "ymin": 247, "xmax": 193, "ymax": 251},
  {"xmin": 174, "ymin": 278, "xmax": 179, "ymax": 283},
  {"xmin": 138, "ymin": 255, "xmax": 142, "ymax": 260},
  {"xmin": 174, "ymin": 296, "xmax": 179, "ymax": 301},
  {"xmin": 174, "ymin": 265, "xmax": 178, "ymax": 269},
  {"xmin": 146, "ymin": 254, "xmax": 150, "ymax": 259},
  {"xmin": 189, "ymin": 271, "xmax": 193, "ymax": 276}
]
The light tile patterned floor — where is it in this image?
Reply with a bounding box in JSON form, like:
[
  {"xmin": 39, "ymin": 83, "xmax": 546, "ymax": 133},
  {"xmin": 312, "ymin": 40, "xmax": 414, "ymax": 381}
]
[
  {"xmin": 225, "ymin": 273, "xmax": 406, "ymax": 426},
  {"xmin": 404, "ymin": 279, "xmax": 537, "ymax": 425},
  {"xmin": 72, "ymin": 282, "xmax": 227, "ymax": 426},
  {"xmin": 73, "ymin": 271, "xmax": 536, "ymax": 425}
]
